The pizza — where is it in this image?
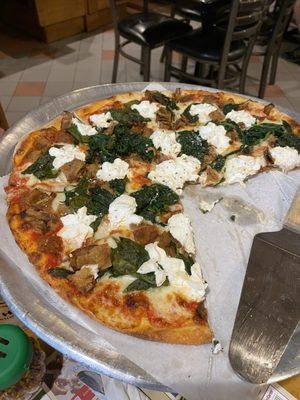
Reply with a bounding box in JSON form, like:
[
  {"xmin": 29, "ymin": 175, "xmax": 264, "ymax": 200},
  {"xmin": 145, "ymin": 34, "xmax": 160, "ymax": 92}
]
[{"xmin": 5, "ymin": 88, "xmax": 300, "ymax": 344}]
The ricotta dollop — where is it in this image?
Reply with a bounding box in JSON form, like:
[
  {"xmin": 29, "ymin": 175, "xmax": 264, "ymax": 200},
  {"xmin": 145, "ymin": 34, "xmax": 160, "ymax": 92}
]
[
  {"xmin": 96, "ymin": 158, "xmax": 129, "ymax": 181},
  {"xmin": 150, "ymin": 130, "xmax": 181, "ymax": 158},
  {"xmin": 72, "ymin": 118, "xmax": 97, "ymax": 136},
  {"xmin": 89, "ymin": 112, "xmax": 112, "ymax": 129},
  {"xmin": 57, "ymin": 206, "xmax": 97, "ymax": 251},
  {"xmin": 131, "ymin": 101, "xmax": 158, "ymax": 119},
  {"xmin": 189, "ymin": 103, "xmax": 217, "ymax": 124},
  {"xmin": 225, "ymin": 110, "xmax": 256, "ymax": 128},
  {"xmin": 224, "ymin": 155, "xmax": 266, "ymax": 184},
  {"xmin": 49, "ymin": 144, "xmax": 86, "ymax": 170},
  {"xmin": 269, "ymin": 146, "xmax": 300, "ymax": 172},
  {"xmin": 108, "ymin": 194, "xmax": 143, "ymax": 228},
  {"xmin": 138, "ymin": 243, "xmax": 207, "ymax": 301},
  {"xmin": 148, "ymin": 154, "xmax": 201, "ymax": 194},
  {"xmin": 168, "ymin": 213, "xmax": 195, "ymax": 254},
  {"xmin": 197, "ymin": 122, "xmax": 230, "ymax": 153}
]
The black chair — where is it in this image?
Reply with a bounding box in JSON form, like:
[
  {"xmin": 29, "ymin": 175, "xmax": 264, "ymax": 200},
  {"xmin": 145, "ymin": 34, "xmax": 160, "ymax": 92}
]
[
  {"xmin": 164, "ymin": 0, "xmax": 267, "ymax": 92},
  {"xmin": 256, "ymin": 0, "xmax": 296, "ymax": 98},
  {"xmin": 171, "ymin": 0, "xmax": 231, "ymax": 28},
  {"xmin": 108, "ymin": 0, "xmax": 192, "ymax": 82},
  {"xmin": 161, "ymin": 0, "xmax": 231, "ymax": 67}
]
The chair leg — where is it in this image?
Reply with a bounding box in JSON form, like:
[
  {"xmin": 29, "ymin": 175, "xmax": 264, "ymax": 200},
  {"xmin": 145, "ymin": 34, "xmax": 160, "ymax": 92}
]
[
  {"xmin": 259, "ymin": 49, "xmax": 273, "ymax": 98},
  {"xmin": 143, "ymin": 47, "xmax": 151, "ymax": 81},
  {"xmin": 164, "ymin": 47, "xmax": 172, "ymax": 82},
  {"xmin": 112, "ymin": 37, "xmax": 120, "ymax": 83},
  {"xmin": 269, "ymin": 45, "xmax": 280, "ymax": 85},
  {"xmin": 0, "ymin": 102, "xmax": 9, "ymax": 130},
  {"xmin": 239, "ymin": 35, "xmax": 256, "ymax": 94},
  {"xmin": 140, "ymin": 46, "xmax": 145, "ymax": 75},
  {"xmin": 160, "ymin": 46, "xmax": 166, "ymax": 63},
  {"xmin": 181, "ymin": 55, "xmax": 188, "ymax": 73}
]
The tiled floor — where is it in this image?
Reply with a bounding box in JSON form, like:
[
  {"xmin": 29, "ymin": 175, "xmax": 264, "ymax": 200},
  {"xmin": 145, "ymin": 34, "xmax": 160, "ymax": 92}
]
[{"xmin": 0, "ymin": 22, "xmax": 299, "ymax": 126}]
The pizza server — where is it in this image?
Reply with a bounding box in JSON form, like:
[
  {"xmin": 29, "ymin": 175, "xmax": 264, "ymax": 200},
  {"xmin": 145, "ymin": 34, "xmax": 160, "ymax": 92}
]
[{"xmin": 229, "ymin": 185, "xmax": 300, "ymax": 384}]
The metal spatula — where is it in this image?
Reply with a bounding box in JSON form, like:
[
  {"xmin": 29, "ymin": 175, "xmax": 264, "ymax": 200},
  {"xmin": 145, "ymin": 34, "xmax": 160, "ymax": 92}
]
[{"xmin": 229, "ymin": 186, "xmax": 300, "ymax": 384}]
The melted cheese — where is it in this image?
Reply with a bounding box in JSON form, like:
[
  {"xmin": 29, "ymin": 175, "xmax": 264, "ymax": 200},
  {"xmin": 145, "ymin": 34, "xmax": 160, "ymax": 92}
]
[
  {"xmin": 168, "ymin": 213, "xmax": 195, "ymax": 254},
  {"xmin": 89, "ymin": 112, "xmax": 112, "ymax": 129},
  {"xmin": 138, "ymin": 243, "xmax": 207, "ymax": 301},
  {"xmin": 57, "ymin": 206, "xmax": 97, "ymax": 251},
  {"xmin": 150, "ymin": 130, "xmax": 181, "ymax": 158},
  {"xmin": 96, "ymin": 158, "xmax": 129, "ymax": 181},
  {"xmin": 131, "ymin": 101, "xmax": 158, "ymax": 119},
  {"xmin": 148, "ymin": 155, "xmax": 201, "ymax": 194},
  {"xmin": 197, "ymin": 122, "xmax": 230, "ymax": 153},
  {"xmin": 189, "ymin": 103, "xmax": 217, "ymax": 124},
  {"xmin": 49, "ymin": 144, "xmax": 86, "ymax": 169},
  {"xmin": 269, "ymin": 146, "xmax": 300, "ymax": 172},
  {"xmin": 108, "ymin": 194, "xmax": 143, "ymax": 228},
  {"xmin": 225, "ymin": 110, "xmax": 256, "ymax": 128},
  {"xmin": 224, "ymin": 155, "xmax": 266, "ymax": 184},
  {"xmin": 72, "ymin": 118, "xmax": 97, "ymax": 136}
]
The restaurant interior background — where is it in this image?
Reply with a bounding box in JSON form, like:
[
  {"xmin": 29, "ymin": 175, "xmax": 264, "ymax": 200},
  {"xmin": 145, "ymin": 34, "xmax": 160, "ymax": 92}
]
[
  {"xmin": 0, "ymin": 1, "xmax": 299, "ymax": 400},
  {"xmin": 0, "ymin": 0, "xmax": 299, "ymax": 128}
]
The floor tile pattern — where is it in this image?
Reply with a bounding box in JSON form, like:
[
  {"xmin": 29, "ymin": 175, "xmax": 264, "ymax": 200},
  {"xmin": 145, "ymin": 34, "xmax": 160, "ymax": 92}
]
[{"xmin": 0, "ymin": 19, "xmax": 299, "ymax": 126}]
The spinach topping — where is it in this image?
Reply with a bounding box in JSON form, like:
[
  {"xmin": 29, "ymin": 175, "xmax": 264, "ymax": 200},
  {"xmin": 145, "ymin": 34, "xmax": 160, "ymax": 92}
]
[
  {"xmin": 240, "ymin": 122, "xmax": 300, "ymax": 152},
  {"xmin": 109, "ymin": 178, "xmax": 126, "ymax": 195},
  {"xmin": 124, "ymin": 275, "xmax": 169, "ymax": 293},
  {"xmin": 86, "ymin": 125, "xmax": 155, "ymax": 163},
  {"xmin": 276, "ymin": 132, "xmax": 300, "ymax": 151},
  {"xmin": 176, "ymin": 130, "xmax": 209, "ymax": 162},
  {"xmin": 48, "ymin": 268, "xmax": 74, "ymax": 278},
  {"xmin": 151, "ymin": 91, "xmax": 178, "ymax": 111},
  {"xmin": 111, "ymin": 238, "xmax": 170, "ymax": 292},
  {"xmin": 22, "ymin": 149, "xmax": 59, "ymax": 180},
  {"xmin": 273, "ymin": 121, "xmax": 300, "ymax": 152},
  {"xmin": 97, "ymin": 267, "xmax": 113, "ymax": 279},
  {"xmin": 223, "ymin": 103, "xmax": 239, "ymax": 115},
  {"xmin": 64, "ymin": 178, "xmax": 116, "ymax": 230},
  {"xmin": 210, "ymin": 155, "xmax": 226, "ymax": 171},
  {"xmin": 67, "ymin": 124, "xmax": 91, "ymax": 144},
  {"xmin": 182, "ymin": 104, "xmax": 199, "ymax": 124},
  {"xmin": 131, "ymin": 184, "xmax": 179, "ymax": 223},
  {"xmin": 217, "ymin": 120, "xmax": 242, "ymax": 135},
  {"xmin": 240, "ymin": 123, "xmax": 277, "ymax": 146},
  {"xmin": 111, "ymin": 237, "xmax": 149, "ymax": 277},
  {"xmin": 124, "ymin": 278, "xmax": 156, "ymax": 292},
  {"xmin": 87, "ymin": 133, "xmax": 116, "ymax": 163},
  {"xmin": 114, "ymin": 124, "xmax": 155, "ymax": 161},
  {"xmin": 177, "ymin": 253, "xmax": 194, "ymax": 275},
  {"xmin": 110, "ymin": 107, "xmax": 149, "ymax": 125}
]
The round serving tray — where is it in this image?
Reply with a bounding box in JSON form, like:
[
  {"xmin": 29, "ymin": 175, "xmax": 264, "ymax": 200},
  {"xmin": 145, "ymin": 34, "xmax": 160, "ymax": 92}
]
[{"xmin": 0, "ymin": 83, "xmax": 299, "ymax": 391}]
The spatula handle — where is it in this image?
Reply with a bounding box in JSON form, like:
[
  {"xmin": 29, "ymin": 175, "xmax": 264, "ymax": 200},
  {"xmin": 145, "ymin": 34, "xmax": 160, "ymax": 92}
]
[{"xmin": 284, "ymin": 186, "xmax": 300, "ymax": 233}]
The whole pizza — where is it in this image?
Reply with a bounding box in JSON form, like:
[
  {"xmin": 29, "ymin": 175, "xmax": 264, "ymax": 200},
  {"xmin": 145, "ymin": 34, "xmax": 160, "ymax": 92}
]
[{"xmin": 5, "ymin": 89, "xmax": 300, "ymax": 344}]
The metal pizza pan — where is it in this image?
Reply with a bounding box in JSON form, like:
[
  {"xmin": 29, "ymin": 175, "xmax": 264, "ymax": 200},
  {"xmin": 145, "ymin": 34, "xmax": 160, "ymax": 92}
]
[{"xmin": 0, "ymin": 82, "xmax": 299, "ymax": 390}]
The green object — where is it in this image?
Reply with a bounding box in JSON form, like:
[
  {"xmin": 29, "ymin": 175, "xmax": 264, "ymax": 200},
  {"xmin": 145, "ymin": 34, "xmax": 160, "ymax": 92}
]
[
  {"xmin": 0, "ymin": 324, "xmax": 33, "ymax": 391},
  {"xmin": 22, "ymin": 149, "xmax": 59, "ymax": 180},
  {"xmin": 177, "ymin": 130, "xmax": 209, "ymax": 162}
]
